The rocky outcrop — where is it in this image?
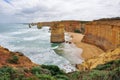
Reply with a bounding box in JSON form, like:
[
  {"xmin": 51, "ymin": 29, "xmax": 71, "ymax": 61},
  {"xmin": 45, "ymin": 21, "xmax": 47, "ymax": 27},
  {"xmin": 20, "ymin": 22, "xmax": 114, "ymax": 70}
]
[
  {"xmin": 77, "ymin": 47, "xmax": 120, "ymax": 70},
  {"xmin": 37, "ymin": 22, "xmax": 53, "ymax": 29},
  {"xmin": 0, "ymin": 46, "xmax": 37, "ymax": 68},
  {"xmin": 60, "ymin": 20, "xmax": 83, "ymax": 32},
  {"xmin": 30, "ymin": 20, "xmax": 87, "ymax": 43},
  {"xmin": 51, "ymin": 23, "xmax": 65, "ymax": 43},
  {"xmin": 82, "ymin": 19, "xmax": 120, "ymax": 51},
  {"xmin": 36, "ymin": 20, "xmax": 85, "ymax": 32}
]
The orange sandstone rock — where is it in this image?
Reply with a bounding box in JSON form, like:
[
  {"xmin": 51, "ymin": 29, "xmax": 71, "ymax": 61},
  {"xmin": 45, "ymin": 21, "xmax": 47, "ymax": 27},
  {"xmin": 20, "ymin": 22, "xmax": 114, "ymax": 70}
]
[
  {"xmin": 77, "ymin": 47, "xmax": 120, "ymax": 70},
  {"xmin": 32, "ymin": 20, "xmax": 86, "ymax": 43},
  {"xmin": 51, "ymin": 23, "xmax": 65, "ymax": 43},
  {"xmin": 82, "ymin": 19, "xmax": 120, "ymax": 51}
]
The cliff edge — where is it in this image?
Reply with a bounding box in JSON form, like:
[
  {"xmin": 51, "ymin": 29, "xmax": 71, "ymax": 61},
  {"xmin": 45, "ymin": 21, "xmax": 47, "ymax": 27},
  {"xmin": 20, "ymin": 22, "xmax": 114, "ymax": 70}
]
[
  {"xmin": 82, "ymin": 19, "xmax": 120, "ymax": 51},
  {"xmin": 77, "ymin": 47, "xmax": 120, "ymax": 70},
  {"xmin": 0, "ymin": 46, "xmax": 37, "ymax": 68}
]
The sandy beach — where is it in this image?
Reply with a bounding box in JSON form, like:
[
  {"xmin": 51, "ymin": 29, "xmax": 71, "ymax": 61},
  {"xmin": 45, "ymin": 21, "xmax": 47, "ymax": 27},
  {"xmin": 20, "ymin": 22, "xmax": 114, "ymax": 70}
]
[{"xmin": 68, "ymin": 32, "xmax": 104, "ymax": 60}]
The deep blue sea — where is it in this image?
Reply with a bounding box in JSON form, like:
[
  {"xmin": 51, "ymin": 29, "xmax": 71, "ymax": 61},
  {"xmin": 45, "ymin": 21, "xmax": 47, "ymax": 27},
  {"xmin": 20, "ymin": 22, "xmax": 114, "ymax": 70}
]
[{"xmin": 0, "ymin": 23, "xmax": 83, "ymax": 72}]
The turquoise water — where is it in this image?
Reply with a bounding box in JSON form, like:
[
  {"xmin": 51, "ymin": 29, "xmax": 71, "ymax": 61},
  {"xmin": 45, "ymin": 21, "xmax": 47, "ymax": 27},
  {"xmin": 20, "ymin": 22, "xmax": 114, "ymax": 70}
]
[{"xmin": 0, "ymin": 23, "xmax": 83, "ymax": 72}]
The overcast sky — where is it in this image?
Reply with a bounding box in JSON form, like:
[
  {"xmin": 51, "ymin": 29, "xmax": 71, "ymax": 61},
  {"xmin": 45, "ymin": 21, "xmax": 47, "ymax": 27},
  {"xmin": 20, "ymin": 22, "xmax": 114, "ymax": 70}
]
[{"xmin": 0, "ymin": 0, "xmax": 120, "ymax": 23}]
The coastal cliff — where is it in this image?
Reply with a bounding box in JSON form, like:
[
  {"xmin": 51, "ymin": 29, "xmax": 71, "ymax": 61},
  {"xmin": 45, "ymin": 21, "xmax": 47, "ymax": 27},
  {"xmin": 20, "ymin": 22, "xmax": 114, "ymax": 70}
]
[
  {"xmin": 61, "ymin": 20, "xmax": 84, "ymax": 32},
  {"xmin": 77, "ymin": 47, "xmax": 120, "ymax": 70},
  {"xmin": 30, "ymin": 20, "xmax": 87, "ymax": 43},
  {"xmin": 51, "ymin": 23, "xmax": 65, "ymax": 43},
  {"xmin": 32, "ymin": 20, "xmax": 87, "ymax": 32},
  {"xmin": 0, "ymin": 18, "xmax": 120, "ymax": 79},
  {"xmin": 82, "ymin": 19, "xmax": 120, "ymax": 51},
  {"xmin": 0, "ymin": 46, "xmax": 37, "ymax": 68},
  {"xmin": 77, "ymin": 18, "xmax": 120, "ymax": 71}
]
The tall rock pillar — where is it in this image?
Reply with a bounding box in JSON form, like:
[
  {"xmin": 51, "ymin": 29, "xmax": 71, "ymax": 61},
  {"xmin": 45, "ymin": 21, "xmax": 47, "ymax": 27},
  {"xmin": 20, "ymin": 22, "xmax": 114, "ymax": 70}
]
[{"xmin": 51, "ymin": 23, "xmax": 65, "ymax": 43}]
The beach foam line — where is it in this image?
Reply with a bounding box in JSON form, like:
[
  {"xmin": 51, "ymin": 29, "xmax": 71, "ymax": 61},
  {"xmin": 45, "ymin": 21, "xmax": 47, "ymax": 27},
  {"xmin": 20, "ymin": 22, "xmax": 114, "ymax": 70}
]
[
  {"xmin": 26, "ymin": 49, "xmax": 76, "ymax": 73},
  {"xmin": 23, "ymin": 35, "xmax": 41, "ymax": 41},
  {"xmin": 8, "ymin": 28, "xmax": 39, "ymax": 35},
  {"xmin": 57, "ymin": 43, "xmax": 84, "ymax": 64},
  {"xmin": 57, "ymin": 32, "xmax": 84, "ymax": 64}
]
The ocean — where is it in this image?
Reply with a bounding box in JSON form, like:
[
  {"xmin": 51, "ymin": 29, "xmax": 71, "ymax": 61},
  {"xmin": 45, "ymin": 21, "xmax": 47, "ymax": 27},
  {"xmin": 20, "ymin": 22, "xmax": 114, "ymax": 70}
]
[{"xmin": 0, "ymin": 23, "xmax": 83, "ymax": 73}]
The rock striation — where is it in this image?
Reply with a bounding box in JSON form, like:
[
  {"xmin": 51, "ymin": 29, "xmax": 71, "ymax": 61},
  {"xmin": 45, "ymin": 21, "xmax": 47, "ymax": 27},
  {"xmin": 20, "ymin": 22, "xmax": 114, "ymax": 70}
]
[
  {"xmin": 51, "ymin": 23, "xmax": 65, "ymax": 43},
  {"xmin": 60, "ymin": 20, "xmax": 82, "ymax": 32},
  {"xmin": 82, "ymin": 19, "xmax": 120, "ymax": 51},
  {"xmin": 36, "ymin": 20, "xmax": 84, "ymax": 32}
]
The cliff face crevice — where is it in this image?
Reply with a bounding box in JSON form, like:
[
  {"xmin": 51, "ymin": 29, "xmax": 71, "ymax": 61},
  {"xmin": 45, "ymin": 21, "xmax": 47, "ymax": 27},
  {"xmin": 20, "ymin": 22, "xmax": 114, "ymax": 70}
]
[{"xmin": 82, "ymin": 20, "xmax": 120, "ymax": 51}]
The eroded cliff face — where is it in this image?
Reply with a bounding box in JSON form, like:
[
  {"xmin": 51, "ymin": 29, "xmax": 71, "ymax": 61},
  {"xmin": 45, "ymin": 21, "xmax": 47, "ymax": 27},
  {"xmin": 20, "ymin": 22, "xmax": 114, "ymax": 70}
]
[
  {"xmin": 36, "ymin": 20, "xmax": 83, "ymax": 32},
  {"xmin": 77, "ymin": 47, "xmax": 120, "ymax": 70},
  {"xmin": 82, "ymin": 20, "xmax": 120, "ymax": 51},
  {"xmin": 60, "ymin": 21, "xmax": 82, "ymax": 32},
  {"xmin": 51, "ymin": 23, "xmax": 65, "ymax": 43},
  {"xmin": 31, "ymin": 20, "xmax": 86, "ymax": 43}
]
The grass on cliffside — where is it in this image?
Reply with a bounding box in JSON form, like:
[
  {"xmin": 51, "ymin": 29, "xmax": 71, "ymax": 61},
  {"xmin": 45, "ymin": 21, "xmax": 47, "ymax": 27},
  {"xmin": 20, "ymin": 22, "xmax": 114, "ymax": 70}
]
[
  {"xmin": 0, "ymin": 59, "xmax": 120, "ymax": 80},
  {"xmin": 68, "ymin": 59, "xmax": 120, "ymax": 80}
]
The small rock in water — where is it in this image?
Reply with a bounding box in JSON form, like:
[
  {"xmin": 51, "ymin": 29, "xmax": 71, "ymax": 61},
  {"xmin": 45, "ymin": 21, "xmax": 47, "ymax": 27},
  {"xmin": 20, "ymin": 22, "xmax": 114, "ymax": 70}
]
[
  {"xmin": 69, "ymin": 42, "xmax": 72, "ymax": 44},
  {"xmin": 65, "ymin": 41, "xmax": 69, "ymax": 43}
]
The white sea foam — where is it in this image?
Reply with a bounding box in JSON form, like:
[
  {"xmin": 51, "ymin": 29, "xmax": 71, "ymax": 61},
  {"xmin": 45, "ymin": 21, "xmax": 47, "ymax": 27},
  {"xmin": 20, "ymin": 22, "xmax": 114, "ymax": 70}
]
[
  {"xmin": 57, "ymin": 43, "xmax": 83, "ymax": 64},
  {"xmin": 23, "ymin": 35, "xmax": 41, "ymax": 41},
  {"xmin": 8, "ymin": 28, "xmax": 39, "ymax": 35},
  {"xmin": 27, "ymin": 49, "xmax": 76, "ymax": 73},
  {"xmin": 0, "ymin": 24, "xmax": 83, "ymax": 73},
  {"xmin": 65, "ymin": 33, "xmax": 72, "ymax": 41},
  {"xmin": 51, "ymin": 46, "xmax": 59, "ymax": 49}
]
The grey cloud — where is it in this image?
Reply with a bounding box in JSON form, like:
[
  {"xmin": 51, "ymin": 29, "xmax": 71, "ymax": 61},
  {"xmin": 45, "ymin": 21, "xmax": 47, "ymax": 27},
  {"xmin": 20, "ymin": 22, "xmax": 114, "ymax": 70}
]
[
  {"xmin": 21, "ymin": 6, "xmax": 49, "ymax": 14},
  {"xmin": 0, "ymin": 0, "xmax": 120, "ymax": 23}
]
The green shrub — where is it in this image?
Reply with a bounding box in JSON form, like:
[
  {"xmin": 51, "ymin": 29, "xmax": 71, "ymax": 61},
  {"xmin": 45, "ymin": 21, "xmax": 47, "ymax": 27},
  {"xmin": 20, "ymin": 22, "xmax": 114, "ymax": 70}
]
[
  {"xmin": 94, "ymin": 59, "xmax": 120, "ymax": 70},
  {"xmin": 112, "ymin": 67, "xmax": 120, "ymax": 79},
  {"xmin": 74, "ymin": 28, "xmax": 85, "ymax": 34},
  {"xmin": 41, "ymin": 65, "xmax": 65, "ymax": 76},
  {"xmin": 69, "ymin": 71, "xmax": 81, "ymax": 80},
  {"xmin": 83, "ymin": 70, "xmax": 108, "ymax": 80},
  {"xmin": 31, "ymin": 66, "xmax": 51, "ymax": 75},
  {"xmin": 94, "ymin": 64, "xmax": 111, "ymax": 70},
  {"xmin": 22, "ymin": 76, "xmax": 40, "ymax": 80},
  {"xmin": 7, "ymin": 55, "xmax": 19, "ymax": 64},
  {"xmin": 80, "ymin": 27, "xmax": 85, "ymax": 34},
  {"xmin": 36, "ymin": 74, "xmax": 56, "ymax": 80},
  {"xmin": 31, "ymin": 66, "xmax": 41, "ymax": 74},
  {"xmin": 0, "ymin": 66, "xmax": 15, "ymax": 74},
  {"xmin": 107, "ymin": 67, "xmax": 120, "ymax": 80},
  {"xmin": 23, "ymin": 76, "xmax": 39, "ymax": 80},
  {"xmin": 55, "ymin": 75, "xmax": 69, "ymax": 80},
  {"xmin": 0, "ymin": 66, "xmax": 15, "ymax": 80},
  {"xmin": 74, "ymin": 29, "xmax": 81, "ymax": 33},
  {"xmin": 0, "ymin": 73, "xmax": 10, "ymax": 80}
]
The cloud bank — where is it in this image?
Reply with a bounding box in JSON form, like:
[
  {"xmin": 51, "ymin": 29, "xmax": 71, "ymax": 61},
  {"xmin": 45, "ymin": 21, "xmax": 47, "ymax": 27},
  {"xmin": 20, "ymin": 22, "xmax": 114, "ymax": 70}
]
[{"xmin": 0, "ymin": 0, "xmax": 120, "ymax": 23}]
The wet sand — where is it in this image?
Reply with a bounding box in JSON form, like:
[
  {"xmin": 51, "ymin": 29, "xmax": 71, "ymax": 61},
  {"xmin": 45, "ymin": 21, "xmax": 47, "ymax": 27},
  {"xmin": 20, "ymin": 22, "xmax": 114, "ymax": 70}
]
[{"xmin": 67, "ymin": 32, "xmax": 104, "ymax": 60}]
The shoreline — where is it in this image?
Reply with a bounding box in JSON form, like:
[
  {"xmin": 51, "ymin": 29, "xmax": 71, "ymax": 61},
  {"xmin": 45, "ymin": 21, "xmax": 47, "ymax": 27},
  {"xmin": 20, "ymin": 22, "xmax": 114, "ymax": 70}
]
[{"xmin": 67, "ymin": 32, "xmax": 104, "ymax": 60}]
